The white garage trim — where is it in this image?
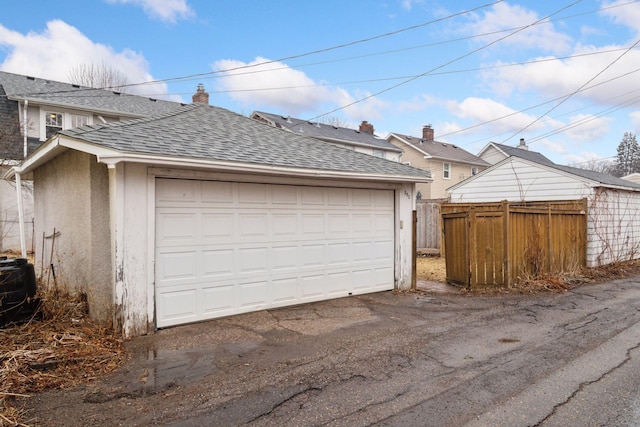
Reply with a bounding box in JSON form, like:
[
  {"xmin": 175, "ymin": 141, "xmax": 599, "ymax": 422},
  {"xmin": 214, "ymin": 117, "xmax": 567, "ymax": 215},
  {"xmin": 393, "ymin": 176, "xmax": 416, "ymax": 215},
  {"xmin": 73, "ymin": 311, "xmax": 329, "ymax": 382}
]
[{"xmin": 154, "ymin": 178, "xmax": 396, "ymax": 328}]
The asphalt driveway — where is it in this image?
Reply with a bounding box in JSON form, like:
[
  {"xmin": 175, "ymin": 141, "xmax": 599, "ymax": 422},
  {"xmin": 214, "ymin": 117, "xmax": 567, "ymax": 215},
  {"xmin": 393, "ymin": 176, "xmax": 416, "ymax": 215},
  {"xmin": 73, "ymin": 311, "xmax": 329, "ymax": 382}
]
[{"xmin": 21, "ymin": 277, "xmax": 640, "ymax": 426}]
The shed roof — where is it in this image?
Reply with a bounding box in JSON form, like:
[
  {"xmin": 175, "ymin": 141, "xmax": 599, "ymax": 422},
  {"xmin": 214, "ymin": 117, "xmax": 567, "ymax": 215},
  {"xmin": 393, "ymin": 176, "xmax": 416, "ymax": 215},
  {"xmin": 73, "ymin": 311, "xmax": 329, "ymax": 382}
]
[{"xmin": 485, "ymin": 142, "xmax": 555, "ymax": 165}]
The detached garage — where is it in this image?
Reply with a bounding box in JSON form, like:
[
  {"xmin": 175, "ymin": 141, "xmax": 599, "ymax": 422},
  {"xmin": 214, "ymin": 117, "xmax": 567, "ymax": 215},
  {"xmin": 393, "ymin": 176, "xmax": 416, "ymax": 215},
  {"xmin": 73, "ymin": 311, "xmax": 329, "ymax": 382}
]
[{"xmin": 9, "ymin": 103, "xmax": 431, "ymax": 337}]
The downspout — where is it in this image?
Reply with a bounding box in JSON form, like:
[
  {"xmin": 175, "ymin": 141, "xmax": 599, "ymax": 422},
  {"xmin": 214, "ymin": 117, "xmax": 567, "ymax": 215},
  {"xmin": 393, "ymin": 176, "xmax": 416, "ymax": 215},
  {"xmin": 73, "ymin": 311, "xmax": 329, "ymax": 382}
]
[
  {"xmin": 23, "ymin": 100, "xmax": 28, "ymax": 158},
  {"xmin": 17, "ymin": 100, "xmax": 28, "ymax": 257},
  {"xmin": 16, "ymin": 172, "xmax": 26, "ymax": 258}
]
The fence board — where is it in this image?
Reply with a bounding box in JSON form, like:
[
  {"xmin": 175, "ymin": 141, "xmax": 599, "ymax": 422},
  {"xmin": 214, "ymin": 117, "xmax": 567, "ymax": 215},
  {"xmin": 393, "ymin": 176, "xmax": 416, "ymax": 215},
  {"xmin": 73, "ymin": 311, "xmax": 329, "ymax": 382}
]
[
  {"xmin": 442, "ymin": 199, "xmax": 587, "ymax": 288},
  {"xmin": 416, "ymin": 200, "xmax": 443, "ymax": 254}
]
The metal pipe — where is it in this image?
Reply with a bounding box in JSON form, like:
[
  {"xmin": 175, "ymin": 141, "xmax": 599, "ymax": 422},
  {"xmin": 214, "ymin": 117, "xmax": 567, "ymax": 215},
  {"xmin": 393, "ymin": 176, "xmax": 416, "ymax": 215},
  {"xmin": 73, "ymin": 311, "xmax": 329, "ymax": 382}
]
[
  {"xmin": 23, "ymin": 100, "xmax": 28, "ymax": 158},
  {"xmin": 16, "ymin": 172, "xmax": 26, "ymax": 258}
]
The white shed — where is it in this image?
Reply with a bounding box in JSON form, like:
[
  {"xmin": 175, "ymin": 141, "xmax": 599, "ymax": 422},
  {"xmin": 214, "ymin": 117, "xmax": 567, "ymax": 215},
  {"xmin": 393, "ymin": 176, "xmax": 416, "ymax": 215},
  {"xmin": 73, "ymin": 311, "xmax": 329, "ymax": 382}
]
[{"xmin": 447, "ymin": 156, "xmax": 640, "ymax": 267}]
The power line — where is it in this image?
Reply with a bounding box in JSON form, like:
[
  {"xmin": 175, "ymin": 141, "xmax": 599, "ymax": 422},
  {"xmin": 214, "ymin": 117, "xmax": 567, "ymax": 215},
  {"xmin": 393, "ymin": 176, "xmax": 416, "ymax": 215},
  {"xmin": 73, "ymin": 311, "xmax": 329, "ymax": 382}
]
[{"xmin": 302, "ymin": 0, "xmax": 585, "ymax": 123}]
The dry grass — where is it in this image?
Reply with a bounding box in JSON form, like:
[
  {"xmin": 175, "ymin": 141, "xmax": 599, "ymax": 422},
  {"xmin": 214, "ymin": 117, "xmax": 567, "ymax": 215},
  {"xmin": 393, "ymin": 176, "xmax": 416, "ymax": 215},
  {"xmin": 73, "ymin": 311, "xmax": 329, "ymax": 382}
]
[
  {"xmin": 0, "ymin": 288, "xmax": 126, "ymax": 426},
  {"xmin": 416, "ymin": 255, "xmax": 640, "ymax": 294}
]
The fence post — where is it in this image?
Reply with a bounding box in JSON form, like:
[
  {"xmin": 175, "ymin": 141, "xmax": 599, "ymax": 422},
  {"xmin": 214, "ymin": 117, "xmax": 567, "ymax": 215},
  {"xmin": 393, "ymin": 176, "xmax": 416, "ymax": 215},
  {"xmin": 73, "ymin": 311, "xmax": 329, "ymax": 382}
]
[
  {"xmin": 502, "ymin": 200, "xmax": 510, "ymax": 287},
  {"xmin": 411, "ymin": 210, "xmax": 417, "ymax": 290}
]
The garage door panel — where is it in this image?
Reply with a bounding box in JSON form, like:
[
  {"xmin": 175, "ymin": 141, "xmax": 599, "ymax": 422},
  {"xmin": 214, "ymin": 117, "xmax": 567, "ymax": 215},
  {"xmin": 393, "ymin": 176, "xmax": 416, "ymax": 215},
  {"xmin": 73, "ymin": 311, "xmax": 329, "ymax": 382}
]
[
  {"xmin": 157, "ymin": 288, "xmax": 198, "ymax": 321},
  {"xmin": 272, "ymin": 214, "xmax": 298, "ymax": 236},
  {"xmin": 238, "ymin": 280, "xmax": 269, "ymax": 308},
  {"xmin": 238, "ymin": 247, "xmax": 269, "ymax": 273},
  {"xmin": 272, "ymin": 246, "xmax": 298, "ymax": 270},
  {"xmin": 201, "ymin": 181, "xmax": 234, "ymax": 203},
  {"xmin": 327, "ymin": 243, "xmax": 349, "ymax": 265},
  {"xmin": 300, "ymin": 244, "xmax": 325, "ymax": 267},
  {"xmin": 201, "ymin": 249, "xmax": 235, "ymax": 277},
  {"xmin": 202, "ymin": 213, "xmax": 234, "ymax": 239},
  {"xmin": 156, "ymin": 212, "xmax": 198, "ymax": 243},
  {"xmin": 301, "ymin": 275, "xmax": 324, "ymax": 298},
  {"xmin": 272, "ymin": 278, "xmax": 298, "ymax": 303},
  {"xmin": 156, "ymin": 251, "xmax": 198, "ymax": 282},
  {"xmin": 326, "ymin": 271, "xmax": 350, "ymax": 295},
  {"xmin": 202, "ymin": 285, "xmax": 235, "ymax": 314},
  {"xmin": 301, "ymin": 214, "xmax": 325, "ymax": 235},
  {"xmin": 155, "ymin": 179, "xmax": 395, "ymax": 328}
]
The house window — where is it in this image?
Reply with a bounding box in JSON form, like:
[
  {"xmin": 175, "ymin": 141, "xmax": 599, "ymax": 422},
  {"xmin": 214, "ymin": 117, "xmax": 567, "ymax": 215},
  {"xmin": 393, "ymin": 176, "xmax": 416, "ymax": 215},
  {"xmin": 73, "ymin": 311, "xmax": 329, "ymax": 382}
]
[
  {"xmin": 443, "ymin": 162, "xmax": 451, "ymax": 179},
  {"xmin": 472, "ymin": 167, "xmax": 478, "ymax": 175},
  {"xmin": 45, "ymin": 112, "xmax": 63, "ymax": 138},
  {"xmin": 70, "ymin": 114, "xmax": 89, "ymax": 128},
  {"xmin": 373, "ymin": 150, "xmax": 386, "ymax": 158}
]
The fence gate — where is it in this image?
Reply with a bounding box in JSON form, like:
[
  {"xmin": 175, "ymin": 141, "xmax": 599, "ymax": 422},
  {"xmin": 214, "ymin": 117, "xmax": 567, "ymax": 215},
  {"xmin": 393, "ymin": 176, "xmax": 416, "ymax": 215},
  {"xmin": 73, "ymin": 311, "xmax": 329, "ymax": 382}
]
[
  {"xmin": 441, "ymin": 200, "xmax": 587, "ymax": 289},
  {"xmin": 442, "ymin": 212, "xmax": 468, "ymax": 286},
  {"xmin": 443, "ymin": 209, "xmax": 507, "ymax": 287}
]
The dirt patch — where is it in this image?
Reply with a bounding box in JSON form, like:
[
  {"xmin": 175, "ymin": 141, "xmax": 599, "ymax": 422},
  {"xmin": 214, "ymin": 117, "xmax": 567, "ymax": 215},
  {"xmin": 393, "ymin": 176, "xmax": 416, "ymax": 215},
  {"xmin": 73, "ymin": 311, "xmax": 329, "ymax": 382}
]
[{"xmin": 416, "ymin": 256, "xmax": 446, "ymax": 283}]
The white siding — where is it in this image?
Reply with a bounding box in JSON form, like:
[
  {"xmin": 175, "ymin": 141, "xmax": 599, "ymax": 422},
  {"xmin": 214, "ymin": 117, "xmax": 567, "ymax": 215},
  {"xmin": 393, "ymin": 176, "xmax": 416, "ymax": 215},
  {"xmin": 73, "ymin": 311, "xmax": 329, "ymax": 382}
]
[
  {"xmin": 587, "ymin": 188, "xmax": 640, "ymax": 266},
  {"xmin": 448, "ymin": 158, "xmax": 593, "ymax": 202},
  {"xmin": 478, "ymin": 145, "xmax": 507, "ymax": 165}
]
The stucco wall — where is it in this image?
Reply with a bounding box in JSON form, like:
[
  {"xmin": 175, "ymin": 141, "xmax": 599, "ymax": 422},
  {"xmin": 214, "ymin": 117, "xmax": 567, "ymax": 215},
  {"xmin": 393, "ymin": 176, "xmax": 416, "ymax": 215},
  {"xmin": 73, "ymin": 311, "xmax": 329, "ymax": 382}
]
[{"xmin": 33, "ymin": 150, "xmax": 112, "ymax": 323}]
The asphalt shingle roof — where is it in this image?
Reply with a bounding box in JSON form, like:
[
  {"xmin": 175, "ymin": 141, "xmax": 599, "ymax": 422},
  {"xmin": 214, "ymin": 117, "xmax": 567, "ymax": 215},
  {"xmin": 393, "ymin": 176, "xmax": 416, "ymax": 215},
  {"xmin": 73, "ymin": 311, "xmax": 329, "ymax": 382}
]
[
  {"xmin": 490, "ymin": 142, "xmax": 555, "ymax": 165},
  {"xmin": 0, "ymin": 71, "xmax": 183, "ymax": 117},
  {"xmin": 253, "ymin": 111, "xmax": 401, "ymax": 152},
  {"xmin": 391, "ymin": 133, "xmax": 489, "ymax": 166},
  {"xmin": 59, "ymin": 104, "xmax": 432, "ymax": 180}
]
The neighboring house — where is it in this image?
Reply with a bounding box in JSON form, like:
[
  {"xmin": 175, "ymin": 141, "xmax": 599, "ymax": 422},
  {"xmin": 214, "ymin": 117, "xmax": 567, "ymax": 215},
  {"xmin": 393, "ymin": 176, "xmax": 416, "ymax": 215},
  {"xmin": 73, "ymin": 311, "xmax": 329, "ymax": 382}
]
[
  {"xmin": 447, "ymin": 155, "xmax": 640, "ymax": 268},
  {"xmin": 386, "ymin": 125, "xmax": 490, "ymax": 199},
  {"xmin": 0, "ymin": 70, "xmax": 186, "ymax": 251},
  {"xmin": 477, "ymin": 139, "xmax": 554, "ymax": 166},
  {"xmin": 7, "ymin": 103, "xmax": 431, "ymax": 337},
  {"xmin": 251, "ymin": 111, "xmax": 402, "ymax": 161}
]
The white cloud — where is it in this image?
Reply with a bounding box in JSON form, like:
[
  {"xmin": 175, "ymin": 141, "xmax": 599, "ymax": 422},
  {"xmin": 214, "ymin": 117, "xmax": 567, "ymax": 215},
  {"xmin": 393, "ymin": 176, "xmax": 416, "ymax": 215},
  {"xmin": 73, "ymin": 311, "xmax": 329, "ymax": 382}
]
[
  {"xmin": 400, "ymin": 0, "xmax": 423, "ymax": 12},
  {"xmin": 105, "ymin": 0, "xmax": 194, "ymax": 23},
  {"xmin": 447, "ymin": 97, "xmax": 546, "ymax": 134},
  {"xmin": 212, "ymin": 57, "xmax": 387, "ymax": 119},
  {"xmin": 601, "ymin": 0, "xmax": 640, "ymax": 35},
  {"xmin": 629, "ymin": 111, "xmax": 640, "ymax": 131},
  {"xmin": 467, "ymin": 2, "xmax": 572, "ymax": 54},
  {"xmin": 562, "ymin": 114, "xmax": 613, "ymax": 142},
  {"xmin": 481, "ymin": 44, "xmax": 640, "ymax": 106},
  {"xmin": 0, "ymin": 20, "xmax": 173, "ymax": 99}
]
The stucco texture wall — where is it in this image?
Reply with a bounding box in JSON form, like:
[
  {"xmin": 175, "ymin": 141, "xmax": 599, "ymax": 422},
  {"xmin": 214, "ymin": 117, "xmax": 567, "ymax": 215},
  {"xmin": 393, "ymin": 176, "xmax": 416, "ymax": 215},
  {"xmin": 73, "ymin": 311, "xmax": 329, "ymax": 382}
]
[{"xmin": 33, "ymin": 150, "xmax": 112, "ymax": 324}]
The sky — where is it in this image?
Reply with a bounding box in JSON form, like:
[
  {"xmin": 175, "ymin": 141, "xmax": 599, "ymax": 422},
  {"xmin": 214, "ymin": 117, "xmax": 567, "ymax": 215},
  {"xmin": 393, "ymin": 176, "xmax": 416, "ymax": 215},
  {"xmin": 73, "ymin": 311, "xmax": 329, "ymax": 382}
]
[{"xmin": 2, "ymin": 0, "xmax": 640, "ymax": 166}]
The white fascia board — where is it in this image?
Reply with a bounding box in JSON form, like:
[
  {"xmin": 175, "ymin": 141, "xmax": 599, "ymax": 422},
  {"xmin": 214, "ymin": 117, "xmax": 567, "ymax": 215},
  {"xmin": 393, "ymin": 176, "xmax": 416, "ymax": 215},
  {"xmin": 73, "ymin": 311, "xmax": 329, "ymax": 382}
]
[
  {"xmin": 96, "ymin": 152, "xmax": 433, "ymax": 184},
  {"xmin": 6, "ymin": 135, "xmax": 121, "ymax": 178},
  {"xmin": 388, "ymin": 133, "xmax": 433, "ymax": 158}
]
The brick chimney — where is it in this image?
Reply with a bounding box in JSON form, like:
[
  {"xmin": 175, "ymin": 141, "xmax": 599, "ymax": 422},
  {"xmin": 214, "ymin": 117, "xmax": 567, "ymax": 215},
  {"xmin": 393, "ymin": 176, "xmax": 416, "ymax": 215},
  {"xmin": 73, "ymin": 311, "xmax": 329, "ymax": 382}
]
[
  {"xmin": 192, "ymin": 83, "xmax": 209, "ymax": 104},
  {"xmin": 359, "ymin": 120, "xmax": 374, "ymax": 134},
  {"xmin": 422, "ymin": 125, "xmax": 434, "ymax": 141},
  {"xmin": 518, "ymin": 138, "xmax": 529, "ymax": 150}
]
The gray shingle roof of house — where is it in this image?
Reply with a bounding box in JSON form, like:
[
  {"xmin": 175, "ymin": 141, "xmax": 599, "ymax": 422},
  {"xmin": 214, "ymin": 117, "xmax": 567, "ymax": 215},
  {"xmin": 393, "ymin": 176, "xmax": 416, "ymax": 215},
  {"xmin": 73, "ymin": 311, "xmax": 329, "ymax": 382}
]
[
  {"xmin": 490, "ymin": 142, "xmax": 555, "ymax": 165},
  {"xmin": 59, "ymin": 104, "xmax": 432, "ymax": 180},
  {"xmin": 0, "ymin": 71, "xmax": 183, "ymax": 117},
  {"xmin": 253, "ymin": 111, "xmax": 401, "ymax": 152},
  {"xmin": 391, "ymin": 133, "xmax": 490, "ymax": 166}
]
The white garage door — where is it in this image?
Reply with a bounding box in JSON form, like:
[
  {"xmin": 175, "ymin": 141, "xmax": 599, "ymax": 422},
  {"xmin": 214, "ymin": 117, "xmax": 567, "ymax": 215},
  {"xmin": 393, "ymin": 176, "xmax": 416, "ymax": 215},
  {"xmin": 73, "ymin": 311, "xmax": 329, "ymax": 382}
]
[{"xmin": 155, "ymin": 178, "xmax": 395, "ymax": 328}]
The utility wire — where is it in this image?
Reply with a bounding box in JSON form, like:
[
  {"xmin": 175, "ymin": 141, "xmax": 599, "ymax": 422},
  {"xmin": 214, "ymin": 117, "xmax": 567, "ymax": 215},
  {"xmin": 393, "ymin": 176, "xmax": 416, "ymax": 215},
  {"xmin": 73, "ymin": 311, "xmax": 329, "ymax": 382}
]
[{"xmin": 301, "ymin": 0, "xmax": 584, "ymax": 124}]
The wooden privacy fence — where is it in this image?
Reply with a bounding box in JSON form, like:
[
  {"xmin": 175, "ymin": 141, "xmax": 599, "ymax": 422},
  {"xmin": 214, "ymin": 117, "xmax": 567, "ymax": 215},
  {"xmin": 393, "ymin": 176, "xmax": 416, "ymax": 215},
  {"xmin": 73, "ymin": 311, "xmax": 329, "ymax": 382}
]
[
  {"xmin": 416, "ymin": 199, "xmax": 444, "ymax": 254},
  {"xmin": 441, "ymin": 199, "xmax": 588, "ymax": 288}
]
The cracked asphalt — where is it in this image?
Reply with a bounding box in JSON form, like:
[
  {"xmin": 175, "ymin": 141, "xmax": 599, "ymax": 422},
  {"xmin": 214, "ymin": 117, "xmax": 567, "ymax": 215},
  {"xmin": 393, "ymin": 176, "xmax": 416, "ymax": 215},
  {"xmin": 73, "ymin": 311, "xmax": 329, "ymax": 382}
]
[{"xmin": 21, "ymin": 276, "xmax": 640, "ymax": 426}]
